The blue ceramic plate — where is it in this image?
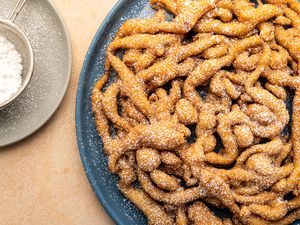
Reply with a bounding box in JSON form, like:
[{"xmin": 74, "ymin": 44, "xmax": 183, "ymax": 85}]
[{"xmin": 76, "ymin": 1, "xmax": 300, "ymax": 224}]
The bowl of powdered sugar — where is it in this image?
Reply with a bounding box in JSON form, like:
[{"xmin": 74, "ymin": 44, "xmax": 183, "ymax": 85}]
[{"xmin": 0, "ymin": 19, "xmax": 34, "ymax": 110}]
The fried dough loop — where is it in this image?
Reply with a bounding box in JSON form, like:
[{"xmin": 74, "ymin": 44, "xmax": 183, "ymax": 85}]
[{"xmin": 91, "ymin": 0, "xmax": 300, "ymax": 224}]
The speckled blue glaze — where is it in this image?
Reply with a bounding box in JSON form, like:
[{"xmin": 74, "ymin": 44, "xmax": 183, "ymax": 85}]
[{"xmin": 76, "ymin": 1, "xmax": 300, "ymax": 224}]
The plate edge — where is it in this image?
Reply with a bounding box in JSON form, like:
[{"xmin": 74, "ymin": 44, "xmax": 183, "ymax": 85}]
[{"xmin": 75, "ymin": 1, "xmax": 133, "ymax": 225}]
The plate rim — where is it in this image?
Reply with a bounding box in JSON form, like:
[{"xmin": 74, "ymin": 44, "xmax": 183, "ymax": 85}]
[
  {"xmin": 0, "ymin": 0, "xmax": 72, "ymax": 147},
  {"xmin": 75, "ymin": 0, "xmax": 134, "ymax": 224}
]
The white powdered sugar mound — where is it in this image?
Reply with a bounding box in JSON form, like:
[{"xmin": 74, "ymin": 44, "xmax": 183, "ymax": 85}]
[{"xmin": 0, "ymin": 35, "xmax": 23, "ymax": 104}]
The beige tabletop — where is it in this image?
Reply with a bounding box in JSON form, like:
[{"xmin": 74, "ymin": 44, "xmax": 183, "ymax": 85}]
[{"xmin": 0, "ymin": 1, "xmax": 118, "ymax": 224}]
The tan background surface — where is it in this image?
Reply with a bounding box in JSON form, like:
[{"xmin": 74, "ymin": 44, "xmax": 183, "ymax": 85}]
[{"xmin": 0, "ymin": 1, "xmax": 118, "ymax": 224}]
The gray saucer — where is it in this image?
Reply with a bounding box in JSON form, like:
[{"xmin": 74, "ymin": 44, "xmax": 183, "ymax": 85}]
[{"xmin": 0, "ymin": 0, "xmax": 72, "ymax": 147}]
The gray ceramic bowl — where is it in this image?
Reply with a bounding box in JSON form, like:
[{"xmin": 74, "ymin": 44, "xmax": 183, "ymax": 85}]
[{"xmin": 0, "ymin": 19, "xmax": 34, "ymax": 110}]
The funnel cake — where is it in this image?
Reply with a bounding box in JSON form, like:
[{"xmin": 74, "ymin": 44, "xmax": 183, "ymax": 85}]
[{"xmin": 92, "ymin": 0, "xmax": 300, "ymax": 224}]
